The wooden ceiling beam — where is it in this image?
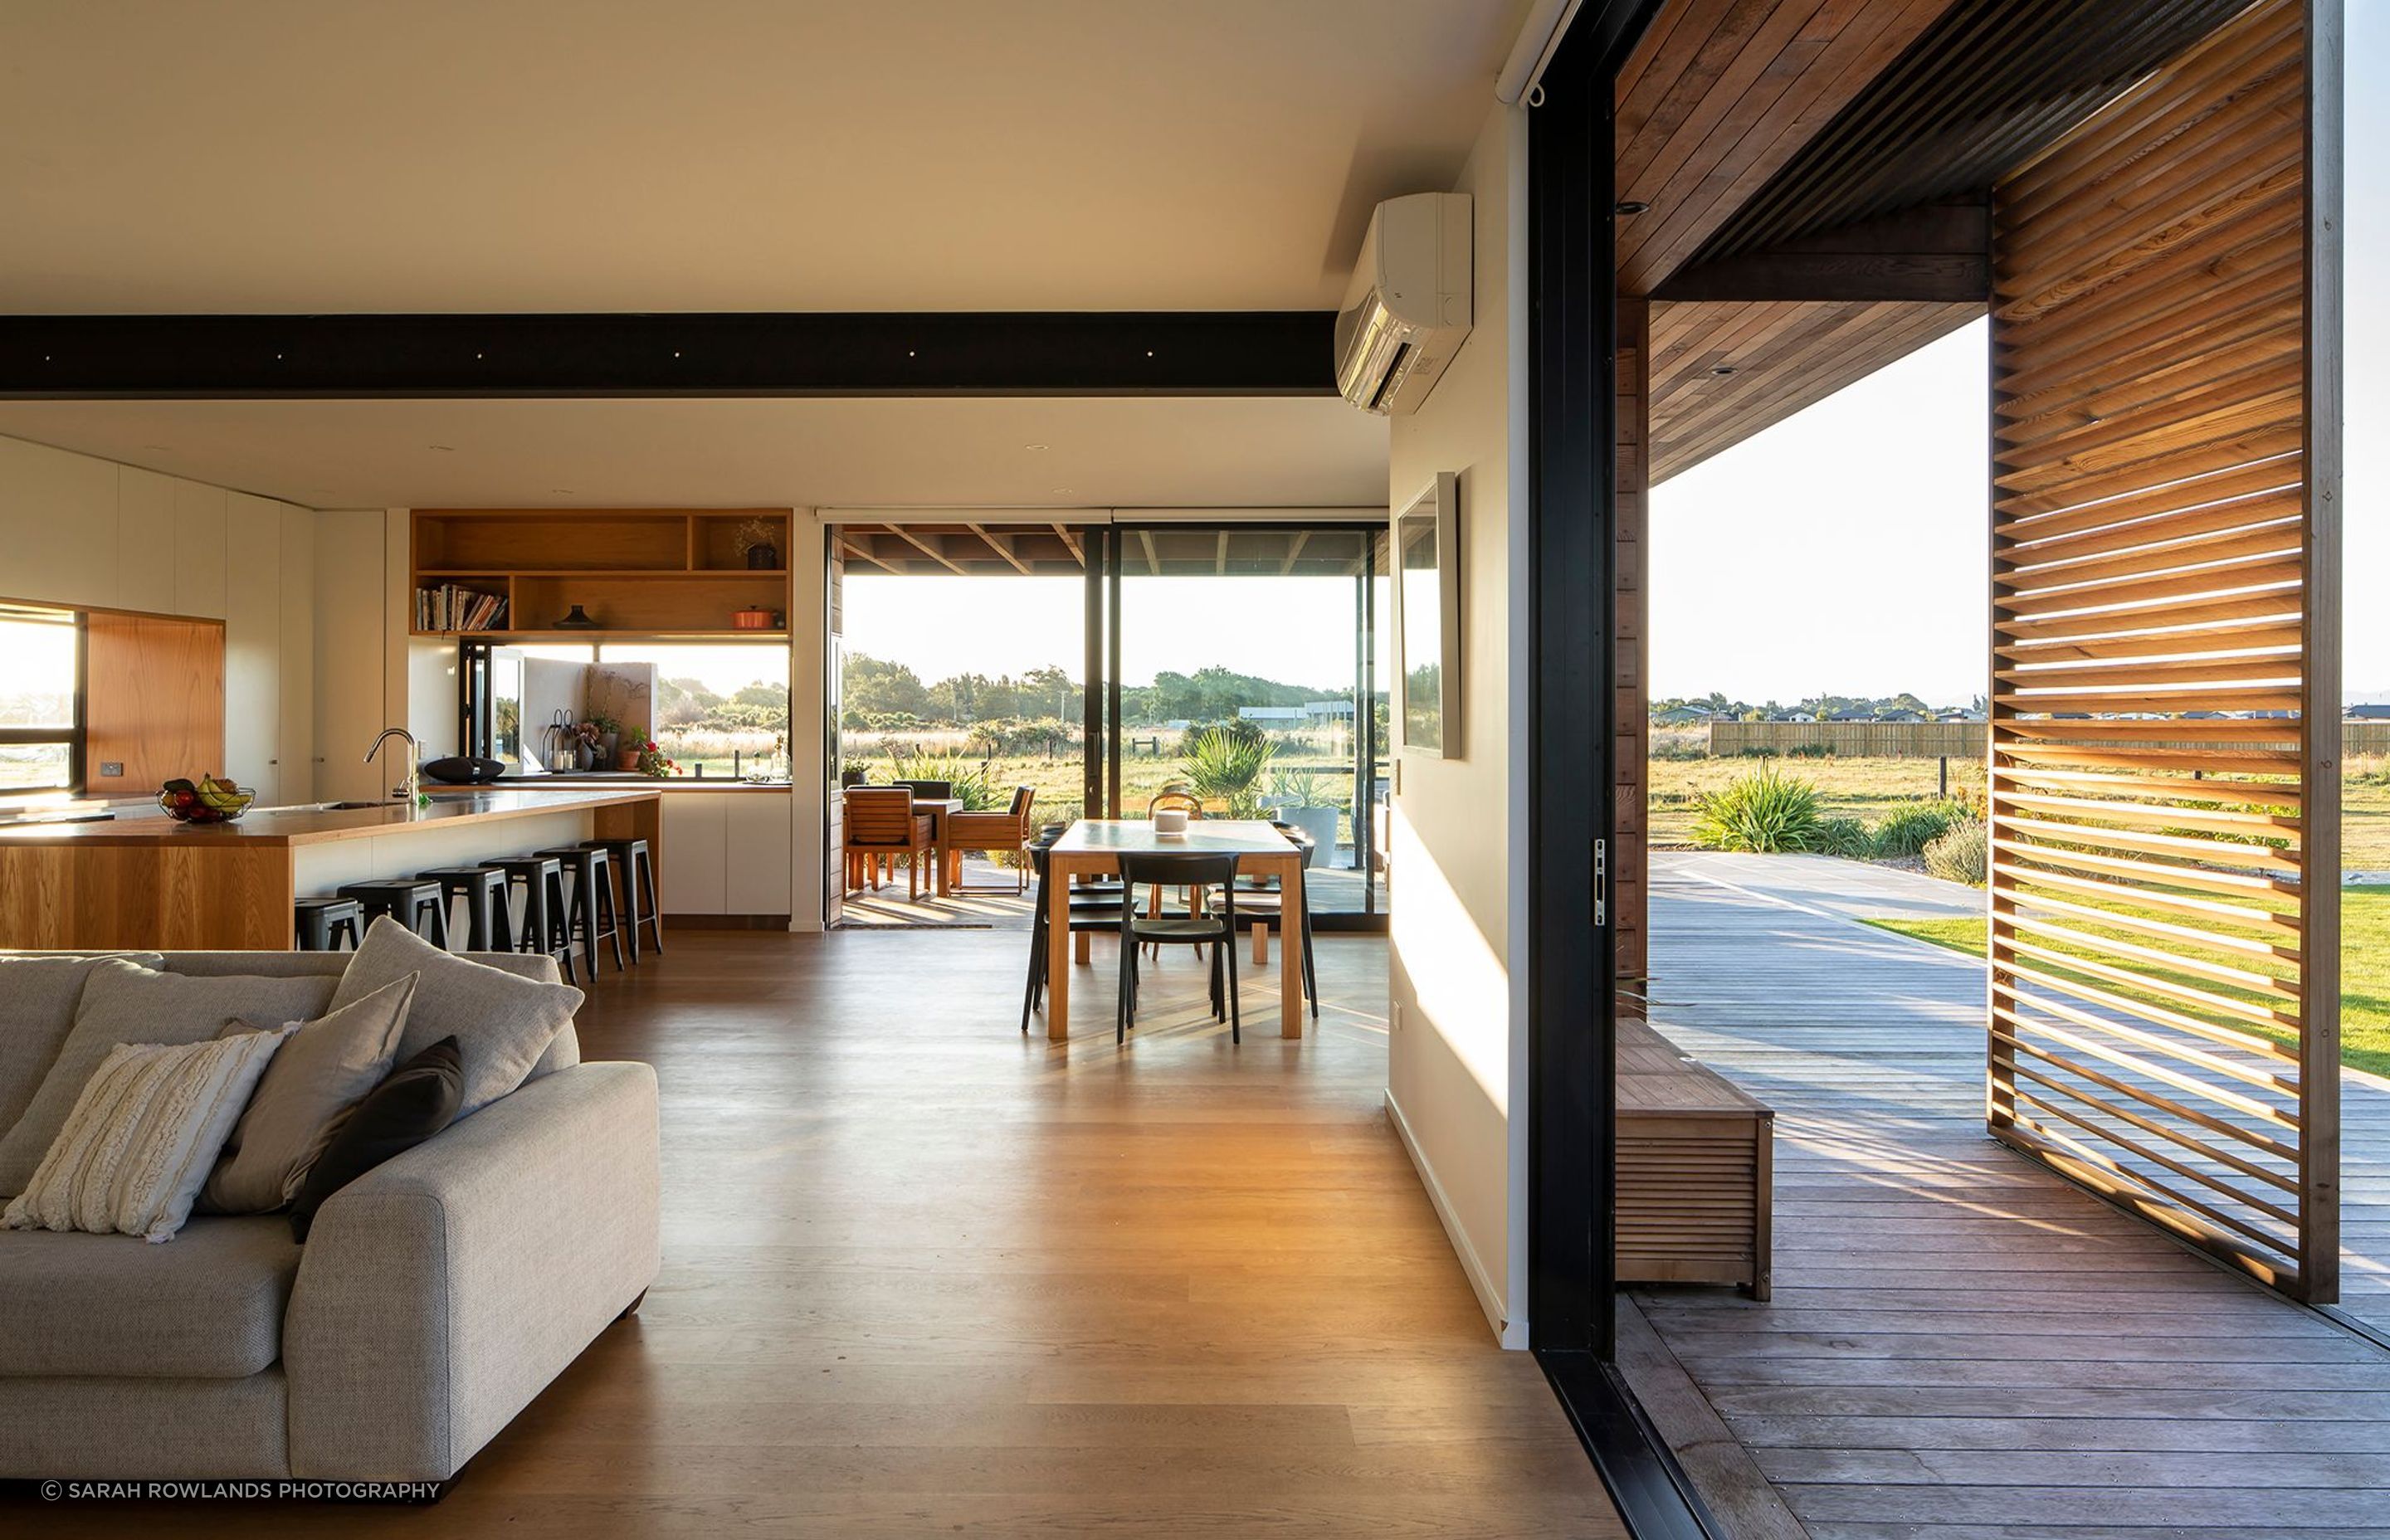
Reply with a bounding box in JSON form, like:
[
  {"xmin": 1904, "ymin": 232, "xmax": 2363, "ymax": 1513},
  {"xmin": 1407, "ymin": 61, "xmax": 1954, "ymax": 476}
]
[
  {"xmin": 1051, "ymin": 524, "xmax": 1085, "ymax": 565},
  {"xmin": 1279, "ymin": 529, "xmax": 1312, "ymax": 575},
  {"xmin": 967, "ymin": 523, "xmax": 1033, "ymax": 575},
  {"xmin": 886, "ymin": 525, "xmax": 967, "ymax": 574},
  {"xmin": 1654, "ymin": 200, "xmax": 1991, "ymax": 304}
]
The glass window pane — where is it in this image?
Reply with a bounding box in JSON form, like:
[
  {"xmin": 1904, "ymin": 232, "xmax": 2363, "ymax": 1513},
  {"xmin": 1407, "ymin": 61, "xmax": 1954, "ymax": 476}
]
[
  {"xmin": 839, "ymin": 573, "xmax": 1085, "ymax": 817},
  {"xmin": 0, "ymin": 609, "xmax": 76, "ymax": 729},
  {"xmin": 0, "ymin": 742, "xmax": 72, "ymax": 792},
  {"xmin": 598, "ymin": 643, "xmax": 791, "ymax": 779}
]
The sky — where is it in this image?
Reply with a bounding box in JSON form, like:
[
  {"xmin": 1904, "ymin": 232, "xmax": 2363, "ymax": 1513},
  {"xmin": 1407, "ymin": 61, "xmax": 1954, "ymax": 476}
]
[
  {"xmin": 844, "ymin": 572, "xmax": 1375, "ymax": 692},
  {"xmin": 1651, "ymin": 8, "xmax": 2390, "ymax": 708}
]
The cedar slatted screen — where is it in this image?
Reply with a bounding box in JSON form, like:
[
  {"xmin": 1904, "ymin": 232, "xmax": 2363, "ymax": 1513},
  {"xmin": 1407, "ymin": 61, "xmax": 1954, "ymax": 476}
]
[{"xmin": 1986, "ymin": 0, "xmax": 2338, "ymax": 1299}]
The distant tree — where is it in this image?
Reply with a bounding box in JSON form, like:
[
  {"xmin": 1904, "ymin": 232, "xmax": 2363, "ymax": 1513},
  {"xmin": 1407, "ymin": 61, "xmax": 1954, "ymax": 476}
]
[{"xmin": 843, "ymin": 653, "xmax": 929, "ymax": 719}]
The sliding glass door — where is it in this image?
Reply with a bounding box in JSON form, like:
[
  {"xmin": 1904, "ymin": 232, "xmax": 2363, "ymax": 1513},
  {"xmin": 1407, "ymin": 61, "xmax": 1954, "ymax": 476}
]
[
  {"xmin": 1100, "ymin": 524, "xmax": 1388, "ymax": 926},
  {"xmin": 828, "ymin": 519, "xmax": 1389, "ymax": 928}
]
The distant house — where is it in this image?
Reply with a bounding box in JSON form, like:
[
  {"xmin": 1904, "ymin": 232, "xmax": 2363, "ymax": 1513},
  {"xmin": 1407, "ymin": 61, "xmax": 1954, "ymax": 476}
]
[
  {"xmin": 2349, "ymin": 704, "xmax": 2390, "ymax": 721},
  {"xmin": 1302, "ymin": 700, "xmax": 1355, "ymax": 721},
  {"xmin": 1652, "ymin": 705, "xmax": 1718, "ymax": 726},
  {"xmin": 1236, "ymin": 706, "xmax": 1305, "ymax": 724},
  {"xmin": 1875, "ymin": 710, "xmax": 1926, "ymax": 724}
]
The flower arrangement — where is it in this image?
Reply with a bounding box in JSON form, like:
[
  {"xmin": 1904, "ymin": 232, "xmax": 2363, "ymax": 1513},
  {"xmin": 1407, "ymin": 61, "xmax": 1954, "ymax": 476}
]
[{"xmin": 636, "ymin": 739, "xmax": 678, "ymax": 778}]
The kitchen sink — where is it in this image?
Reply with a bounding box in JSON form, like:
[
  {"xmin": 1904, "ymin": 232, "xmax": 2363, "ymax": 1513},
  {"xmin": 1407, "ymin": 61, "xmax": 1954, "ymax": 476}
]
[{"xmin": 319, "ymin": 801, "xmax": 395, "ymax": 811}]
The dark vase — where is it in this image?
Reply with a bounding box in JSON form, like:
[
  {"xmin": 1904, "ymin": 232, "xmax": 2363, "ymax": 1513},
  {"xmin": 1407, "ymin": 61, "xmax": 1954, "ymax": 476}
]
[{"xmin": 745, "ymin": 542, "xmax": 779, "ymax": 570}]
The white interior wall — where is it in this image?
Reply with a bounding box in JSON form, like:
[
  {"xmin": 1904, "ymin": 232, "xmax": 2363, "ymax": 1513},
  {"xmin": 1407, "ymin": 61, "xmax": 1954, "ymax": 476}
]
[
  {"xmin": 0, "ymin": 431, "xmax": 324, "ymax": 807},
  {"xmin": 1383, "ymin": 102, "xmax": 1534, "ymax": 1347}
]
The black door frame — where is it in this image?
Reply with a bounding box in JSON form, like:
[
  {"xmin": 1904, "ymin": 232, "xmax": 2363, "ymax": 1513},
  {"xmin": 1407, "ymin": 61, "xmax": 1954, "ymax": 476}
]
[{"xmin": 1525, "ymin": 5, "xmax": 1720, "ymax": 1536}]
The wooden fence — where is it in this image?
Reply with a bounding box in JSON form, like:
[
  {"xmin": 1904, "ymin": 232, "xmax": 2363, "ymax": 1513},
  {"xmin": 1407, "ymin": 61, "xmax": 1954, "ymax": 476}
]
[
  {"xmin": 1700, "ymin": 719, "xmax": 2390, "ymax": 761},
  {"xmin": 1705, "ymin": 721, "xmax": 1986, "ymax": 758}
]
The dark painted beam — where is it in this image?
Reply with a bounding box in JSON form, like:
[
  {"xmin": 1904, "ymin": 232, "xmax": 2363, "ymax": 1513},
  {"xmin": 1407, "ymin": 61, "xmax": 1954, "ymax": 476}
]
[
  {"xmin": 0, "ymin": 311, "xmax": 1338, "ymax": 399},
  {"xmin": 1655, "ymin": 201, "xmax": 1989, "ymax": 304}
]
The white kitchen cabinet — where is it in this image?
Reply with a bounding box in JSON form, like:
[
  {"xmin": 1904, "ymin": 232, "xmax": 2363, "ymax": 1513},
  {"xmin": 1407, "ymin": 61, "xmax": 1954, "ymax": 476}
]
[
  {"xmin": 223, "ymin": 495, "xmax": 282, "ymax": 801},
  {"xmin": 0, "ymin": 436, "xmax": 117, "ymax": 608},
  {"xmin": 724, "ymin": 792, "xmax": 795, "ymax": 914},
  {"xmin": 276, "ymin": 504, "xmax": 316, "ymax": 805},
  {"xmin": 115, "ymin": 467, "xmax": 178, "ymax": 615},
  {"xmin": 170, "ymin": 479, "xmax": 229, "ymax": 620},
  {"xmin": 660, "ymin": 794, "xmax": 731, "ymax": 916},
  {"xmin": 313, "ymin": 510, "xmax": 386, "ymax": 803},
  {"xmin": 656, "ymin": 791, "xmax": 793, "ymax": 918}
]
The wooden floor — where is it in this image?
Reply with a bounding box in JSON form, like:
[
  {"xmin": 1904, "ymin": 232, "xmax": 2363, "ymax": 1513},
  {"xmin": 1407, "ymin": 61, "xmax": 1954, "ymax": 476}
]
[
  {"xmin": 11, "ymin": 928, "xmax": 1619, "ymax": 1538},
  {"xmin": 1633, "ymin": 853, "xmax": 2390, "ymax": 1539}
]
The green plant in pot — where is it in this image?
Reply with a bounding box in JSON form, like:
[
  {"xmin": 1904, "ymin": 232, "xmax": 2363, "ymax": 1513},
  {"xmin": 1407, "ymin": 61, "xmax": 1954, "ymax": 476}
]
[
  {"xmin": 1180, "ymin": 725, "xmax": 1276, "ymax": 820},
  {"xmin": 1265, "ymin": 767, "xmax": 1341, "ymax": 851}
]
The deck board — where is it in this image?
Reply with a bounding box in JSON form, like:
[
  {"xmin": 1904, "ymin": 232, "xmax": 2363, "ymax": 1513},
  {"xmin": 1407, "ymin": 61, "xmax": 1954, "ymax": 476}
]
[{"xmin": 1633, "ymin": 851, "xmax": 2390, "ymax": 1536}]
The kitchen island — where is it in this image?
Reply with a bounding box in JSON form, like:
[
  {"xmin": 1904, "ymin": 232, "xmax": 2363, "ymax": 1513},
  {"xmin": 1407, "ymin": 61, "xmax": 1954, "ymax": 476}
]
[{"xmin": 0, "ymin": 787, "xmax": 660, "ymax": 951}]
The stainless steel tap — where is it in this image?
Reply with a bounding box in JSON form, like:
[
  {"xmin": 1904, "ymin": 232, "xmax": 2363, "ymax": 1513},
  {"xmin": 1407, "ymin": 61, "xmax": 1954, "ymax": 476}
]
[{"xmin": 366, "ymin": 728, "xmax": 422, "ymax": 808}]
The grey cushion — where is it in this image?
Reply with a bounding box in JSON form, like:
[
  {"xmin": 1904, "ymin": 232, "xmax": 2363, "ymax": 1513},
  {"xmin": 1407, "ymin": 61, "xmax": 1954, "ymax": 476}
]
[
  {"xmin": 329, "ymin": 918, "xmax": 581, "ymax": 1117},
  {"xmin": 0, "ymin": 1216, "xmax": 300, "ymax": 1377},
  {"xmin": 0, "ymin": 960, "xmax": 335, "ymax": 1196},
  {"xmin": 202, "ymin": 974, "xmax": 417, "ymax": 1215},
  {"xmin": 0, "ymin": 953, "xmax": 163, "ymax": 1140}
]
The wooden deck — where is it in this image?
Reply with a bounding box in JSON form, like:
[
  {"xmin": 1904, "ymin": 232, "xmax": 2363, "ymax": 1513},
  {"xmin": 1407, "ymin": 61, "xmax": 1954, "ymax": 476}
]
[{"xmin": 1632, "ymin": 851, "xmax": 2390, "ymax": 1539}]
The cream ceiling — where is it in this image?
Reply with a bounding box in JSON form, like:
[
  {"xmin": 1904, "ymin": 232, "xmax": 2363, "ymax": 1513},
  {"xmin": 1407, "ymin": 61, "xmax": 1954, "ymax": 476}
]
[
  {"xmin": 0, "ymin": 0, "xmax": 1529, "ymax": 313},
  {"xmin": 0, "ymin": 397, "xmax": 1391, "ymax": 510}
]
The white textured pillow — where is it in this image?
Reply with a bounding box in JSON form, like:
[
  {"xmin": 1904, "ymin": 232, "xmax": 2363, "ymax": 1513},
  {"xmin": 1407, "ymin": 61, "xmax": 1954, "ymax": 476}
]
[{"xmin": 1, "ymin": 1031, "xmax": 289, "ymax": 1242}]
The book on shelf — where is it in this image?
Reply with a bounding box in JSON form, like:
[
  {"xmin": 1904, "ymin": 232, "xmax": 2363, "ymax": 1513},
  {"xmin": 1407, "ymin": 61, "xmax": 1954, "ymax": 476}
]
[{"xmin": 414, "ymin": 584, "xmax": 510, "ymax": 633}]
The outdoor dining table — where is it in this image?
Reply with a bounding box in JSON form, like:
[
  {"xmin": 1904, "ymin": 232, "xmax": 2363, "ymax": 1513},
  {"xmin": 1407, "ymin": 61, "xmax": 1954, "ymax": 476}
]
[
  {"xmin": 911, "ymin": 797, "xmax": 964, "ymax": 895},
  {"xmin": 1042, "ymin": 818, "xmax": 1307, "ymax": 1041}
]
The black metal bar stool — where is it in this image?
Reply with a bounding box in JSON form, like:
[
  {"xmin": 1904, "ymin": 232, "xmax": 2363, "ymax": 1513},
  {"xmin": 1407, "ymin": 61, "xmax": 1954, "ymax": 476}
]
[
  {"xmin": 293, "ymin": 895, "xmax": 364, "ymax": 952},
  {"xmin": 417, "ymin": 865, "xmax": 516, "ymax": 953},
  {"xmin": 336, "ymin": 879, "xmax": 450, "ymax": 948},
  {"xmin": 491, "ymin": 855, "xmax": 574, "ymax": 985},
  {"xmin": 579, "ymin": 836, "xmax": 663, "ymax": 961},
  {"xmin": 536, "ymin": 845, "xmax": 625, "ymax": 975}
]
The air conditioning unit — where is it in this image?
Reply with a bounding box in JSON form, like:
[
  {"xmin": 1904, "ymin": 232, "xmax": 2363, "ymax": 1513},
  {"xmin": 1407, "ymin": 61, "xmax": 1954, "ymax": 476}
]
[{"xmin": 1334, "ymin": 192, "xmax": 1473, "ymax": 415}]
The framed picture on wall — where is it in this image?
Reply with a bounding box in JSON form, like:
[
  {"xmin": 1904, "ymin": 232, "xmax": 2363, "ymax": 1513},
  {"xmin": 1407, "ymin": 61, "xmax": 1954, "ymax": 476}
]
[{"xmin": 1394, "ymin": 470, "xmax": 1461, "ymax": 758}]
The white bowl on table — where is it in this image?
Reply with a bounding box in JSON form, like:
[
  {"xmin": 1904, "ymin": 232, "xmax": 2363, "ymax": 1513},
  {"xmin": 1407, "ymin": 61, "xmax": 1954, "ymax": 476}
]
[{"xmin": 1153, "ymin": 808, "xmax": 1190, "ymax": 836}]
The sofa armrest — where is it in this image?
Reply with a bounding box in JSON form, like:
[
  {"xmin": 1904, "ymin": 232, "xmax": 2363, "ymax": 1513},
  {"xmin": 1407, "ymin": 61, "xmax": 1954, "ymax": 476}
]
[{"xmin": 281, "ymin": 1060, "xmax": 660, "ymax": 1480}]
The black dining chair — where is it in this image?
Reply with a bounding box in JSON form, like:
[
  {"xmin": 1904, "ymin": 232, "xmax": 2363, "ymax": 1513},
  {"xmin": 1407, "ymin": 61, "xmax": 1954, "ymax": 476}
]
[
  {"xmin": 1019, "ymin": 833, "xmax": 1129, "ymax": 1033},
  {"xmin": 1115, "ymin": 851, "xmax": 1241, "ymax": 1044},
  {"xmin": 1213, "ymin": 822, "xmax": 1320, "ymax": 1020}
]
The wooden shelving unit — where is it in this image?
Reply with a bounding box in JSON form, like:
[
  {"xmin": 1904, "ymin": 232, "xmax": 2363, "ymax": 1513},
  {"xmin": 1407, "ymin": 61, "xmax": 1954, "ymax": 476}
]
[{"xmin": 409, "ymin": 509, "xmax": 793, "ymax": 641}]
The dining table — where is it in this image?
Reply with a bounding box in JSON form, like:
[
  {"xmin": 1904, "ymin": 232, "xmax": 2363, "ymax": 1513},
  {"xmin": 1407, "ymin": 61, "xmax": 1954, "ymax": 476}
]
[{"xmin": 1042, "ymin": 818, "xmax": 1307, "ymax": 1041}]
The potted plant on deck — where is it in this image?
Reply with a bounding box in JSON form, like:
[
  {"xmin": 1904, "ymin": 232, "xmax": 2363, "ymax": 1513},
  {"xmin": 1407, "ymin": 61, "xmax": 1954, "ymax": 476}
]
[{"xmin": 1264, "ymin": 768, "xmax": 1341, "ymax": 853}]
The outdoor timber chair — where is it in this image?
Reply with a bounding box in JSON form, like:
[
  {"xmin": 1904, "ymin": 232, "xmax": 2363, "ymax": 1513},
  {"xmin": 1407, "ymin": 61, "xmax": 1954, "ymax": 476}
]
[
  {"xmin": 946, "ymin": 785, "xmax": 1036, "ymax": 894},
  {"xmin": 844, "ymin": 786, "xmax": 936, "ymax": 899}
]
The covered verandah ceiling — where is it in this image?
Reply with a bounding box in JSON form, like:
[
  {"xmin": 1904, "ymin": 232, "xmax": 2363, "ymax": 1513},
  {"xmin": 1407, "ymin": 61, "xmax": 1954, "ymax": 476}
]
[
  {"xmin": 836, "ymin": 521, "xmax": 1379, "ymax": 578},
  {"xmin": 1625, "ymin": 0, "xmax": 2256, "ymax": 483}
]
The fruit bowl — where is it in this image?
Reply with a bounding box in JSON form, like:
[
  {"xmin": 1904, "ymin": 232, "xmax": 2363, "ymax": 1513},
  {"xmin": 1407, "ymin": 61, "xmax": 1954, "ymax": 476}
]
[{"xmin": 157, "ymin": 777, "xmax": 256, "ymax": 824}]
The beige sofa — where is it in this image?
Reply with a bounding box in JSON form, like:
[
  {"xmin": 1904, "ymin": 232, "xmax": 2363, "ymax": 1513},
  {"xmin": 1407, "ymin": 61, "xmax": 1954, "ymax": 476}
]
[{"xmin": 0, "ymin": 950, "xmax": 661, "ymax": 1482}]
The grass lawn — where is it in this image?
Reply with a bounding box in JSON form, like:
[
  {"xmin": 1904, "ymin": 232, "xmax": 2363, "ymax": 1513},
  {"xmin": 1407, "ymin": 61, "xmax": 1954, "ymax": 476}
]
[
  {"xmin": 1654, "ymin": 753, "xmax": 2390, "ymax": 870},
  {"xmin": 1862, "ymin": 889, "xmax": 2390, "ymax": 1079}
]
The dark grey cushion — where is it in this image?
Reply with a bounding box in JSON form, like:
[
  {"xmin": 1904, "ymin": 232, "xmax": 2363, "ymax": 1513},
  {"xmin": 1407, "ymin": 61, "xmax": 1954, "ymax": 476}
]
[
  {"xmin": 0, "ymin": 960, "xmax": 335, "ymax": 1196},
  {"xmin": 0, "ymin": 1216, "xmax": 300, "ymax": 1377}
]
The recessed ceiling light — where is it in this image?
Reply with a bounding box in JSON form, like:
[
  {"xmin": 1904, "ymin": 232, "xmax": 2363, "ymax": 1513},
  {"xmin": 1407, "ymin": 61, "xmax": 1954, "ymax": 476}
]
[
  {"xmin": 550, "ymin": 488, "xmax": 574, "ymax": 495},
  {"xmin": 143, "ymin": 443, "xmax": 169, "ymax": 451},
  {"xmin": 427, "ymin": 444, "xmax": 455, "ymax": 452},
  {"xmin": 1710, "ymin": 365, "xmax": 1738, "ymax": 377},
  {"xmin": 1052, "ymin": 487, "xmax": 1074, "ymax": 495},
  {"xmin": 1616, "ymin": 200, "xmax": 1651, "ymax": 216},
  {"xmin": 1024, "ymin": 443, "xmax": 1050, "ymax": 451}
]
